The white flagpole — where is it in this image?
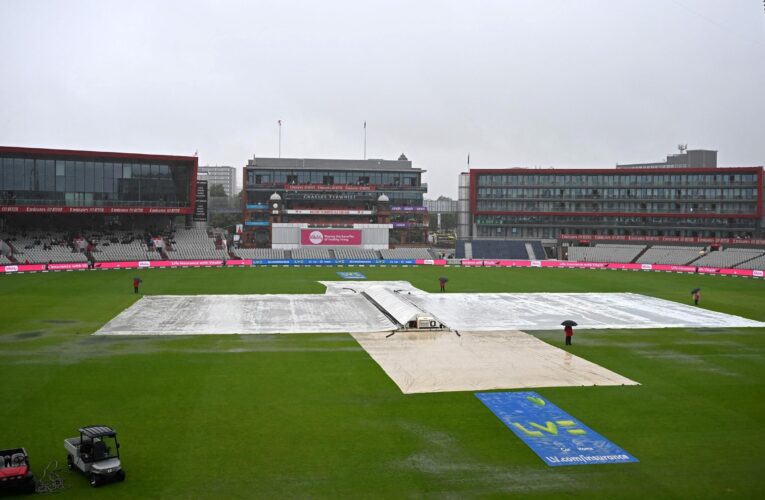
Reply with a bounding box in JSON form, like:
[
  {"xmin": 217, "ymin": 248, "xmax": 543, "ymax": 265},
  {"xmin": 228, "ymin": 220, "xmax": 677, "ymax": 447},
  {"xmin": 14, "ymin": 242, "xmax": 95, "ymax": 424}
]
[
  {"xmin": 278, "ymin": 120, "xmax": 282, "ymax": 158},
  {"xmin": 363, "ymin": 121, "xmax": 367, "ymax": 160}
]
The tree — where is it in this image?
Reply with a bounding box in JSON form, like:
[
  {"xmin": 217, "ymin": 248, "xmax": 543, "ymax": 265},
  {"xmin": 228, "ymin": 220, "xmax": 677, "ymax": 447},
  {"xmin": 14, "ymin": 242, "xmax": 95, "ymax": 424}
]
[
  {"xmin": 209, "ymin": 184, "xmax": 227, "ymax": 197},
  {"xmin": 209, "ymin": 213, "xmax": 240, "ymax": 232}
]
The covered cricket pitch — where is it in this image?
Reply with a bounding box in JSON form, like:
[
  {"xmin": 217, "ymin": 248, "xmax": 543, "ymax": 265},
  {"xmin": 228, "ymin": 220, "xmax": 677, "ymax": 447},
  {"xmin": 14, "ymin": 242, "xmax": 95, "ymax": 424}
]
[
  {"xmin": 95, "ymin": 281, "xmax": 764, "ymax": 336},
  {"xmin": 93, "ymin": 281, "xmax": 763, "ymax": 393}
]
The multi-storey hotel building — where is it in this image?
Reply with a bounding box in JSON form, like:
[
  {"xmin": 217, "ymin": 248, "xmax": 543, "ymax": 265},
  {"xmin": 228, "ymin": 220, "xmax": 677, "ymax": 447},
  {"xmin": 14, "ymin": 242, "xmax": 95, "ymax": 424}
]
[{"xmin": 466, "ymin": 166, "xmax": 763, "ymax": 240}]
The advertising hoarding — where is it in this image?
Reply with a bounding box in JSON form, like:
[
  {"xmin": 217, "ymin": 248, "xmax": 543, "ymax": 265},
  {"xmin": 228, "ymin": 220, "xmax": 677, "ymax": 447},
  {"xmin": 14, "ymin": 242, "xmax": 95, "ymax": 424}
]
[{"xmin": 300, "ymin": 229, "xmax": 361, "ymax": 246}]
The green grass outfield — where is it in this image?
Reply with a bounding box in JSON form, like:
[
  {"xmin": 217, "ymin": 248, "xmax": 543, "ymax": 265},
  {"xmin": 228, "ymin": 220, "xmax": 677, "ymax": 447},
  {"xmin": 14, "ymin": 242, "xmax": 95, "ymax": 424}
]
[{"xmin": 1, "ymin": 266, "xmax": 764, "ymax": 498}]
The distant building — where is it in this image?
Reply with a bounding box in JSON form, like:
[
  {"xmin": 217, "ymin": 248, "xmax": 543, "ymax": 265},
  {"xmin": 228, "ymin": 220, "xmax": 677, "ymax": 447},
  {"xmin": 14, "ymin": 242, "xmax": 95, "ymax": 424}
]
[
  {"xmin": 423, "ymin": 198, "xmax": 458, "ymax": 234},
  {"xmin": 242, "ymin": 155, "xmax": 428, "ymax": 248},
  {"xmin": 198, "ymin": 165, "xmax": 237, "ymax": 196},
  {"xmin": 0, "ymin": 145, "xmax": 198, "ymax": 225},
  {"xmin": 617, "ymin": 148, "xmax": 717, "ymax": 169}
]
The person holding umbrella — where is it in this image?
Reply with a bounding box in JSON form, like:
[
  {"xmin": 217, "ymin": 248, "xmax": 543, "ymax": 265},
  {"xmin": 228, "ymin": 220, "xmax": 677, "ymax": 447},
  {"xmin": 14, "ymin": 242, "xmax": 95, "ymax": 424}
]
[
  {"xmin": 561, "ymin": 320, "xmax": 577, "ymax": 345},
  {"xmin": 439, "ymin": 276, "xmax": 448, "ymax": 292},
  {"xmin": 133, "ymin": 276, "xmax": 143, "ymax": 294},
  {"xmin": 691, "ymin": 288, "xmax": 701, "ymax": 306}
]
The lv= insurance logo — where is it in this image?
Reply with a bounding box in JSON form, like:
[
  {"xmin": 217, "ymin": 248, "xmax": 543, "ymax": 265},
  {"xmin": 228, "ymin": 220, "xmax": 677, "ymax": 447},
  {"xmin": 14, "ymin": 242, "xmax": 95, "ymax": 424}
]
[
  {"xmin": 475, "ymin": 391, "xmax": 639, "ymax": 466},
  {"xmin": 512, "ymin": 396, "xmax": 586, "ymax": 437}
]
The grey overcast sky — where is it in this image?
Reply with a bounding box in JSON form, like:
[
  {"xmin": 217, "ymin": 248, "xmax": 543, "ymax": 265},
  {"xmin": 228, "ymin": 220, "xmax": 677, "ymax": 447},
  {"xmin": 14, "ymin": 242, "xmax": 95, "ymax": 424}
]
[{"xmin": 1, "ymin": 0, "xmax": 763, "ymax": 197}]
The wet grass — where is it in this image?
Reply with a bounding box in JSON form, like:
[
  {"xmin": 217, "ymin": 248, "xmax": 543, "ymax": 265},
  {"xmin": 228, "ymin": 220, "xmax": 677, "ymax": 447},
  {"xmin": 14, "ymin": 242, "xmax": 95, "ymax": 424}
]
[{"xmin": 1, "ymin": 266, "xmax": 764, "ymax": 498}]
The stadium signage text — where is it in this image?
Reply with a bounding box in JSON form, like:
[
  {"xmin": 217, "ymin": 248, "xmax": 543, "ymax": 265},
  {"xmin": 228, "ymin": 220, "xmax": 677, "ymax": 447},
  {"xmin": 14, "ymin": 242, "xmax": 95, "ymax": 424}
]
[
  {"xmin": 561, "ymin": 234, "xmax": 765, "ymax": 246},
  {"xmin": 300, "ymin": 229, "xmax": 362, "ymax": 246},
  {"xmin": 286, "ymin": 209, "xmax": 372, "ymax": 215},
  {"xmin": 390, "ymin": 206, "xmax": 428, "ymax": 212},
  {"xmin": 0, "ymin": 205, "xmax": 189, "ymax": 214},
  {"xmin": 476, "ymin": 391, "xmax": 639, "ymax": 467},
  {"xmin": 284, "ymin": 192, "xmax": 376, "ymax": 201},
  {"xmin": 284, "ymin": 184, "xmax": 376, "ymax": 192}
]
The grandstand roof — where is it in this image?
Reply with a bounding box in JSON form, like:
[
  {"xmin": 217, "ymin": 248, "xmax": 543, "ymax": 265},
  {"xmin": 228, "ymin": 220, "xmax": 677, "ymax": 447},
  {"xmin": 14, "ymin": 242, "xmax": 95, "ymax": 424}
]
[
  {"xmin": 0, "ymin": 145, "xmax": 197, "ymax": 163},
  {"xmin": 248, "ymin": 157, "xmax": 424, "ymax": 173}
]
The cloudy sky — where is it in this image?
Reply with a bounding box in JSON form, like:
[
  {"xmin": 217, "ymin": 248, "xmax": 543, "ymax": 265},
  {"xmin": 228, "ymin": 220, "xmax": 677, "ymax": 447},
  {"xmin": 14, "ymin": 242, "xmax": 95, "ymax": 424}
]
[{"xmin": 1, "ymin": 0, "xmax": 763, "ymax": 197}]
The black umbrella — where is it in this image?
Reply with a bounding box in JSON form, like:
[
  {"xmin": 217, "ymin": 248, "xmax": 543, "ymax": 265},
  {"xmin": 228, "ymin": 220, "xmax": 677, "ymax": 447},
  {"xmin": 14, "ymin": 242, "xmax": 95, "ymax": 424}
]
[
  {"xmin": 439, "ymin": 277, "xmax": 449, "ymax": 282},
  {"xmin": 134, "ymin": 277, "xmax": 143, "ymax": 282},
  {"xmin": 691, "ymin": 288, "xmax": 701, "ymax": 294},
  {"xmin": 561, "ymin": 320, "xmax": 578, "ymax": 327}
]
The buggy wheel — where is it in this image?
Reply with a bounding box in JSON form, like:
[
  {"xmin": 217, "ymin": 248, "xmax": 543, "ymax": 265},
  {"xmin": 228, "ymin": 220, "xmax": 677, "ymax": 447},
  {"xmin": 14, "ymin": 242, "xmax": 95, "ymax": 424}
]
[
  {"xmin": 117, "ymin": 469, "xmax": 125, "ymax": 482},
  {"xmin": 89, "ymin": 473, "xmax": 100, "ymax": 487},
  {"xmin": 26, "ymin": 477, "xmax": 37, "ymax": 494},
  {"xmin": 66, "ymin": 454, "xmax": 74, "ymax": 470}
]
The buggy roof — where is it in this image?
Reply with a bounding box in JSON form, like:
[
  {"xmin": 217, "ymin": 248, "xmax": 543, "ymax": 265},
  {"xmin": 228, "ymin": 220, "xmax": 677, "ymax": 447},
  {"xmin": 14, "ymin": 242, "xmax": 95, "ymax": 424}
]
[{"xmin": 80, "ymin": 425, "xmax": 117, "ymax": 438}]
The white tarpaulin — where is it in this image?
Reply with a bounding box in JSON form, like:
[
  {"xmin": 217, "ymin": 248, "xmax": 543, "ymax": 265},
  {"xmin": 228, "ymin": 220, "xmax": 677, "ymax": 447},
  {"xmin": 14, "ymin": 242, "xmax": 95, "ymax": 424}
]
[
  {"xmin": 94, "ymin": 294, "xmax": 396, "ymax": 335},
  {"xmin": 401, "ymin": 292, "xmax": 765, "ymax": 330},
  {"xmin": 96, "ymin": 284, "xmax": 764, "ymax": 336},
  {"xmin": 351, "ymin": 330, "xmax": 639, "ymax": 394}
]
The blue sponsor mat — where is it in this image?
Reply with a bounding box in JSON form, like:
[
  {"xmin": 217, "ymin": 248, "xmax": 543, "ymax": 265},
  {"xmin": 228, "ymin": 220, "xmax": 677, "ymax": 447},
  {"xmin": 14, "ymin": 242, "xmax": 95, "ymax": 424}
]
[
  {"xmin": 476, "ymin": 391, "xmax": 638, "ymax": 466},
  {"xmin": 337, "ymin": 272, "xmax": 367, "ymax": 279}
]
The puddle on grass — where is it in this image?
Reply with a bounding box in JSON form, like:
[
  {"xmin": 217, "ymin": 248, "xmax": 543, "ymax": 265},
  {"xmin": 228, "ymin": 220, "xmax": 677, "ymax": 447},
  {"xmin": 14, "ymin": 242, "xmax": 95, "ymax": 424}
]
[
  {"xmin": 40, "ymin": 319, "xmax": 78, "ymax": 324},
  {"xmin": 14, "ymin": 331, "xmax": 45, "ymax": 339},
  {"xmin": 0, "ymin": 331, "xmax": 362, "ymax": 364},
  {"xmin": 634, "ymin": 349, "xmax": 740, "ymax": 377},
  {"xmin": 396, "ymin": 421, "xmax": 580, "ymax": 494}
]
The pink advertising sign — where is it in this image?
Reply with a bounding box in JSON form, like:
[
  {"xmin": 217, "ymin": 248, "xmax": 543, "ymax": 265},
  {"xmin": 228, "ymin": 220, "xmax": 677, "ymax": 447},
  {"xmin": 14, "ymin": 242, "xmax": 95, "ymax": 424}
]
[{"xmin": 300, "ymin": 229, "xmax": 361, "ymax": 246}]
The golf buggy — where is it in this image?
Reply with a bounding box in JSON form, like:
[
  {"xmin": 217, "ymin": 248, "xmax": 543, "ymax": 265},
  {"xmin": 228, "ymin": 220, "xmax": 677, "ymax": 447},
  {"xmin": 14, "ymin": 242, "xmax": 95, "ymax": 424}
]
[
  {"xmin": 0, "ymin": 447, "xmax": 35, "ymax": 495},
  {"xmin": 64, "ymin": 426, "xmax": 125, "ymax": 487}
]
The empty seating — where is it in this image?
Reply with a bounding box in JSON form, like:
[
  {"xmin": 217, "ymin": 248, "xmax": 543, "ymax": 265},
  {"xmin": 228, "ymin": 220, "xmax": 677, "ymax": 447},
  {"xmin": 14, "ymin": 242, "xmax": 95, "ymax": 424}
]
[
  {"xmin": 736, "ymin": 254, "xmax": 765, "ymax": 270},
  {"xmin": 469, "ymin": 240, "xmax": 529, "ymax": 259},
  {"xmin": 455, "ymin": 240, "xmax": 467, "ymax": 259},
  {"xmin": 292, "ymin": 247, "xmax": 332, "ymax": 259},
  {"xmin": 78, "ymin": 230, "xmax": 154, "ymax": 262},
  {"xmin": 333, "ymin": 248, "xmax": 380, "ymax": 260},
  {"xmin": 91, "ymin": 240, "xmax": 150, "ymax": 261},
  {"xmin": 9, "ymin": 235, "xmax": 88, "ymax": 264},
  {"xmin": 530, "ymin": 241, "xmax": 546, "ymax": 260},
  {"xmin": 166, "ymin": 228, "xmax": 228, "ymax": 260},
  {"xmin": 692, "ymin": 248, "xmax": 765, "ymax": 268},
  {"xmin": 232, "ymin": 248, "xmax": 286, "ymax": 259},
  {"xmin": 379, "ymin": 248, "xmax": 433, "ymax": 259},
  {"xmin": 567, "ymin": 244, "xmax": 645, "ymax": 263},
  {"xmin": 637, "ymin": 246, "xmax": 704, "ymax": 265}
]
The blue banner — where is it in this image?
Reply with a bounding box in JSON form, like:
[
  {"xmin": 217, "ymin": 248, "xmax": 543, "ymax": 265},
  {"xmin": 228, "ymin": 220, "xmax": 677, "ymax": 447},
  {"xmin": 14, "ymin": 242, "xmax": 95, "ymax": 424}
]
[
  {"xmin": 337, "ymin": 272, "xmax": 367, "ymax": 279},
  {"xmin": 250, "ymin": 259, "xmax": 418, "ymax": 266},
  {"xmin": 251, "ymin": 259, "xmax": 292, "ymax": 265},
  {"xmin": 476, "ymin": 391, "xmax": 638, "ymax": 467}
]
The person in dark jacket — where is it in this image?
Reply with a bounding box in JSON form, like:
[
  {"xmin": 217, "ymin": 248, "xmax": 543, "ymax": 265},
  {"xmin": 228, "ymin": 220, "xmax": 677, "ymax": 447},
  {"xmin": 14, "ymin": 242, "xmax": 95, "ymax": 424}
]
[
  {"xmin": 439, "ymin": 277, "xmax": 447, "ymax": 292},
  {"xmin": 133, "ymin": 277, "xmax": 142, "ymax": 294},
  {"xmin": 564, "ymin": 324, "xmax": 574, "ymax": 345}
]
